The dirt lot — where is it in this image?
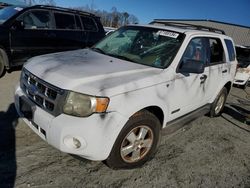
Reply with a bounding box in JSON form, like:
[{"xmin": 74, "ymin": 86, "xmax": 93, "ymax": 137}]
[{"xmin": 0, "ymin": 70, "xmax": 250, "ymax": 188}]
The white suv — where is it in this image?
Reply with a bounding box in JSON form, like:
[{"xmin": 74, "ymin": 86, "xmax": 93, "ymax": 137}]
[{"xmin": 15, "ymin": 23, "xmax": 237, "ymax": 169}]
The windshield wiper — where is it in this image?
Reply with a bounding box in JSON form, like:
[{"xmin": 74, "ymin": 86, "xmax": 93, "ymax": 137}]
[
  {"xmin": 91, "ymin": 47, "xmax": 106, "ymax": 55},
  {"xmin": 92, "ymin": 48, "xmax": 136, "ymax": 63},
  {"xmin": 106, "ymin": 53, "xmax": 136, "ymax": 63}
]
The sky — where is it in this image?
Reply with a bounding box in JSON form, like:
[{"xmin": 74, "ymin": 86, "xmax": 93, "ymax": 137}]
[{"xmin": 54, "ymin": 0, "xmax": 250, "ymax": 27}]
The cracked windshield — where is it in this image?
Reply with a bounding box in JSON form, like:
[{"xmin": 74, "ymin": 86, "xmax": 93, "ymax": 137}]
[{"xmin": 94, "ymin": 26, "xmax": 184, "ymax": 68}]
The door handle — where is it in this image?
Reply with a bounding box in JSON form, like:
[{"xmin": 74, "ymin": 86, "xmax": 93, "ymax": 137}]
[
  {"xmin": 200, "ymin": 74, "xmax": 207, "ymax": 84},
  {"xmin": 45, "ymin": 33, "xmax": 56, "ymax": 38},
  {"xmin": 200, "ymin": 75, "xmax": 207, "ymax": 80},
  {"xmin": 222, "ymin": 70, "xmax": 228, "ymax": 73}
]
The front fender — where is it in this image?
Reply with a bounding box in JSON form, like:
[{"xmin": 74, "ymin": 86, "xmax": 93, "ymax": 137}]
[{"xmin": 108, "ymin": 83, "xmax": 169, "ymax": 127}]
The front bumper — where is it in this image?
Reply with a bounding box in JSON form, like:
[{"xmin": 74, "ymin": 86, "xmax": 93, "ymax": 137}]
[{"xmin": 15, "ymin": 86, "xmax": 128, "ymax": 161}]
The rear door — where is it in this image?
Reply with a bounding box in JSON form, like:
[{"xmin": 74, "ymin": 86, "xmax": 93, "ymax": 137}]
[
  {"xmin": 51, "ymin": 11, "xmax": 84, "ymax": 51},
  {"xmin": 80, "ymin": 16, "xmax": 104, "ymax": 47},
  {"xmin": 203, "ymin": 37, "xmax": 227, "ymax": 101}
]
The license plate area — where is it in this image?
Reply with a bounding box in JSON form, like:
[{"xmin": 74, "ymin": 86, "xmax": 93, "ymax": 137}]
[{"xmin": 19, "ymin": 97, "xmax": 35, "ymax": 120}]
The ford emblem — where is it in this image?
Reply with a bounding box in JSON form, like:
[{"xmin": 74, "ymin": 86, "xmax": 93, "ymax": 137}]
[{"xmin": 27, "ymin": 85, "xmax": 38, "ymax": 95}]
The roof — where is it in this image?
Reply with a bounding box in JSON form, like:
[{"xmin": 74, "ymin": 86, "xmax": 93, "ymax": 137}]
[
  {"xmin": 127, "ymin": 24, "xmax": 226, "ymax": 39},
  {"xmin": 0, "ymin": 0, "xmax": 25, "ymax": 5},
  {"xmin": 130, "ymin": 24, "xmax": 188, "ymax": 34}
]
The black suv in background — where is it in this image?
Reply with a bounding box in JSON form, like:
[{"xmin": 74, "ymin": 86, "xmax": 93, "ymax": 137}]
[{"xmin": 0, "ymin": 5, "xmax": 105, "ymax": 76}]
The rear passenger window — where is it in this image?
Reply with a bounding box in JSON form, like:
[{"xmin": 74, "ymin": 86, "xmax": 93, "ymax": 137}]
[
  {"xmin": 208, "ymin": 38, "xmax": 224, "ymax": 64},
  {"xmin": 22, "ymin": 10, "xmax": 51, "ymax": 29},
  {"xmin": 224, "ymin": 39, "xmax": 236, "ymax": 61},
  {"xmin": 80, "ymin": 16, "xmax": 97, "ymax": 31},
  {"xmin": 54, "ymin": 12, "xmax": 76, "ymax": 29}
]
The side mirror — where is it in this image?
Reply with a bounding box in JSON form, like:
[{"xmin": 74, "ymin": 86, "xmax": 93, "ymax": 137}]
[
  {"xmin": 11, "ymin": 20, "xmax": 24, "ymax": 30},
  {"xmin": 179, "ymin": 59, "xmax": 205, "ymax": 74}
]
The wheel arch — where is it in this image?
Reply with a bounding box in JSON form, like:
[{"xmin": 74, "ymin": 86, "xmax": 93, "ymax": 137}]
[
  {"xmin": 142, "ymin": 106, "xmax": 164, "ymax": 128},
  {"xmin": 224, "ymin": 81, "xmax": 232, "ymax": 94},
  {"xmin": 209, "ymin": 80, "xmax": 232, "ymax": 104},
  {"xmin": 0, "ymin": 47, "xmax": 10, "ymax": 68}
]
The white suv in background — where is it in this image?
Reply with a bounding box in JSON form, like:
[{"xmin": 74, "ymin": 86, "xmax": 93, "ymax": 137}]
[
  {"xmin": 233, "ymin": 46, "xmax": 250, "ymax": 89},
  {"xmin": 15, "ymin": 22, "xmax": 237, "ymax": 169}
]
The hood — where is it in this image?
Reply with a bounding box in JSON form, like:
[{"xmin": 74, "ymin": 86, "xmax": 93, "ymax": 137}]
[{"xmin": 24, "ymin": 49, "xmax": 163, "ymax": 96}]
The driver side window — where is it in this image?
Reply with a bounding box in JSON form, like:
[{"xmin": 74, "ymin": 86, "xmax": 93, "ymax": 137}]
[{"xmin": 182, "ymin": 37, "xmax": 207, "ymax": 64}]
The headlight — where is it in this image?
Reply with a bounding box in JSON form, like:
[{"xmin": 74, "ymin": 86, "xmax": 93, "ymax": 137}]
[{"xmin": 63, "ymin": 91, "xmax": 110, "ymax": 117}]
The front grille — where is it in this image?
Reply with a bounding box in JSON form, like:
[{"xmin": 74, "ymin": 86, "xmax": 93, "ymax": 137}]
[{"xmin": 20, "ymin": 68, "xmax": 66, "ymax": 116}]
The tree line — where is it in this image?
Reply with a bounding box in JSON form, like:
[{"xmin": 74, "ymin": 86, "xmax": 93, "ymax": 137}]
[
  {"xmin": 74, "ymin": 6, "xmax": 139, "ymax": 28},
  {"xmin": 22, "ymin": 1, "xmax": 139, "ymax": 27}
]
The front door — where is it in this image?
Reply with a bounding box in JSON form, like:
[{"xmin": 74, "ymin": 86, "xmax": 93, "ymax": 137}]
[
  {"xmin": 168, "ymin": 37, "xmax": 210, "ymax": 120},
  {"xmin": 52, "ymin": 12, "xmax": 84, "ymax": 51},
  {"xmin": 10, "ymin": 9, "xmax": 54, "ymax": 64}
]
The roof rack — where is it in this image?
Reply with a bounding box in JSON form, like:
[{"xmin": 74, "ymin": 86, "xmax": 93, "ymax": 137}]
[
  {"xmin": 32, "ymin": 5, "xmax": 96, "ymax": 16},
  {"xmin": 150, "ymin": 21, "xmax": 226, "ymax": 35}
]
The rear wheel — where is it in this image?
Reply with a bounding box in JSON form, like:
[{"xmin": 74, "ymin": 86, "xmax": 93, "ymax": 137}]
[
  {"xmin": 209, "ymin": 87, "xmax": 228, "ymax": 117},
  {"xmin": 104, "ymin": 110, "xmax": 161, "ymax": 169}
]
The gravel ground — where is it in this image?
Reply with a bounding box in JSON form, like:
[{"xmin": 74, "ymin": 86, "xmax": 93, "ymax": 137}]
[{"xmin": 0, "ymin": 70, "xmax": 250, "ymax": 188}]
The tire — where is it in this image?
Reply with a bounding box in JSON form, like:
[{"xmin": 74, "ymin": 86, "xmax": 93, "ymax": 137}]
[
  {"xmin": 104, "ymin": 110, "xmax": 161, "ymax": 169},
  {"xmin": 0, "ymin": 57, "xmax": 5, "ymax": 78},
  {"xmin": 0, "ymin": 49, "xmax": 6, "ymax": 78},
  {"xmin": 209, "ymin": 87, "xmax": 228, "ymax": 117}
]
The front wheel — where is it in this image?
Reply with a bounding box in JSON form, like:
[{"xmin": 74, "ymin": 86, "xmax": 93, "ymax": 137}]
[
  {"xmin": 209, "ymin": 87, "xmax": 228, "ymax": 117},
  {"xmin": 0, "ymin": 49, "xmax": 7, "ymax": 78},
  {"xmin": 104, "ymin": 110, "xmax": 161, "ymax": 169}
]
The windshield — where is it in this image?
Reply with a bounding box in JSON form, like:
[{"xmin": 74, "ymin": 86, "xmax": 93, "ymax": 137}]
[
  {"xmin": 0, "ymin": 6, "xmax": 23, "ymax": 24},
  {"xmin": 93, "ymin": 26, "xmax": 185, "ymax": 69}
]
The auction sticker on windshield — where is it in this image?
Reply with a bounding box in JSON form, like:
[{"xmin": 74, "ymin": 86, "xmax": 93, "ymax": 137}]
[{"xmin": 156, "ymin": 30, "xmax": 179, "ymax": 38}]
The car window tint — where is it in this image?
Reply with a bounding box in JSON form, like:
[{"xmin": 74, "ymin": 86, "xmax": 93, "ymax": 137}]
[
  {"xmin": 54, "ymin": 12, "xmax": 76, "ymax": 30},
  {"xmin": 208, "ymin": 38, "xmax": 224, "ymax": 63},
  {"xmin": 182, "ymin": 37, "xmax": 207, "ymax": 64},
  {"xmin": 224, "ymin": 39, "xmax": 236, "ymax": 61},
  {"xmin": 81, "ymin": 16, "xmax": 97, "ymax": 31},
  {"xmin": 23, "ymin": 10, "xmax": 51, "ymax": 29},
  {"xmin": 236, "ymin": 47, "xmax": 250, "ymax": 68}
]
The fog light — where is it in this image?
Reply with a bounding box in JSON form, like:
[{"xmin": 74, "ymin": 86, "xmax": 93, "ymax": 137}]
[
  {"xmin": 73, "ymin": 137, "xmax": 81, "ymax": 149},
  {"xmin": 63, "ymin": 136, "xmax": 86, "ymax": 150}
]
